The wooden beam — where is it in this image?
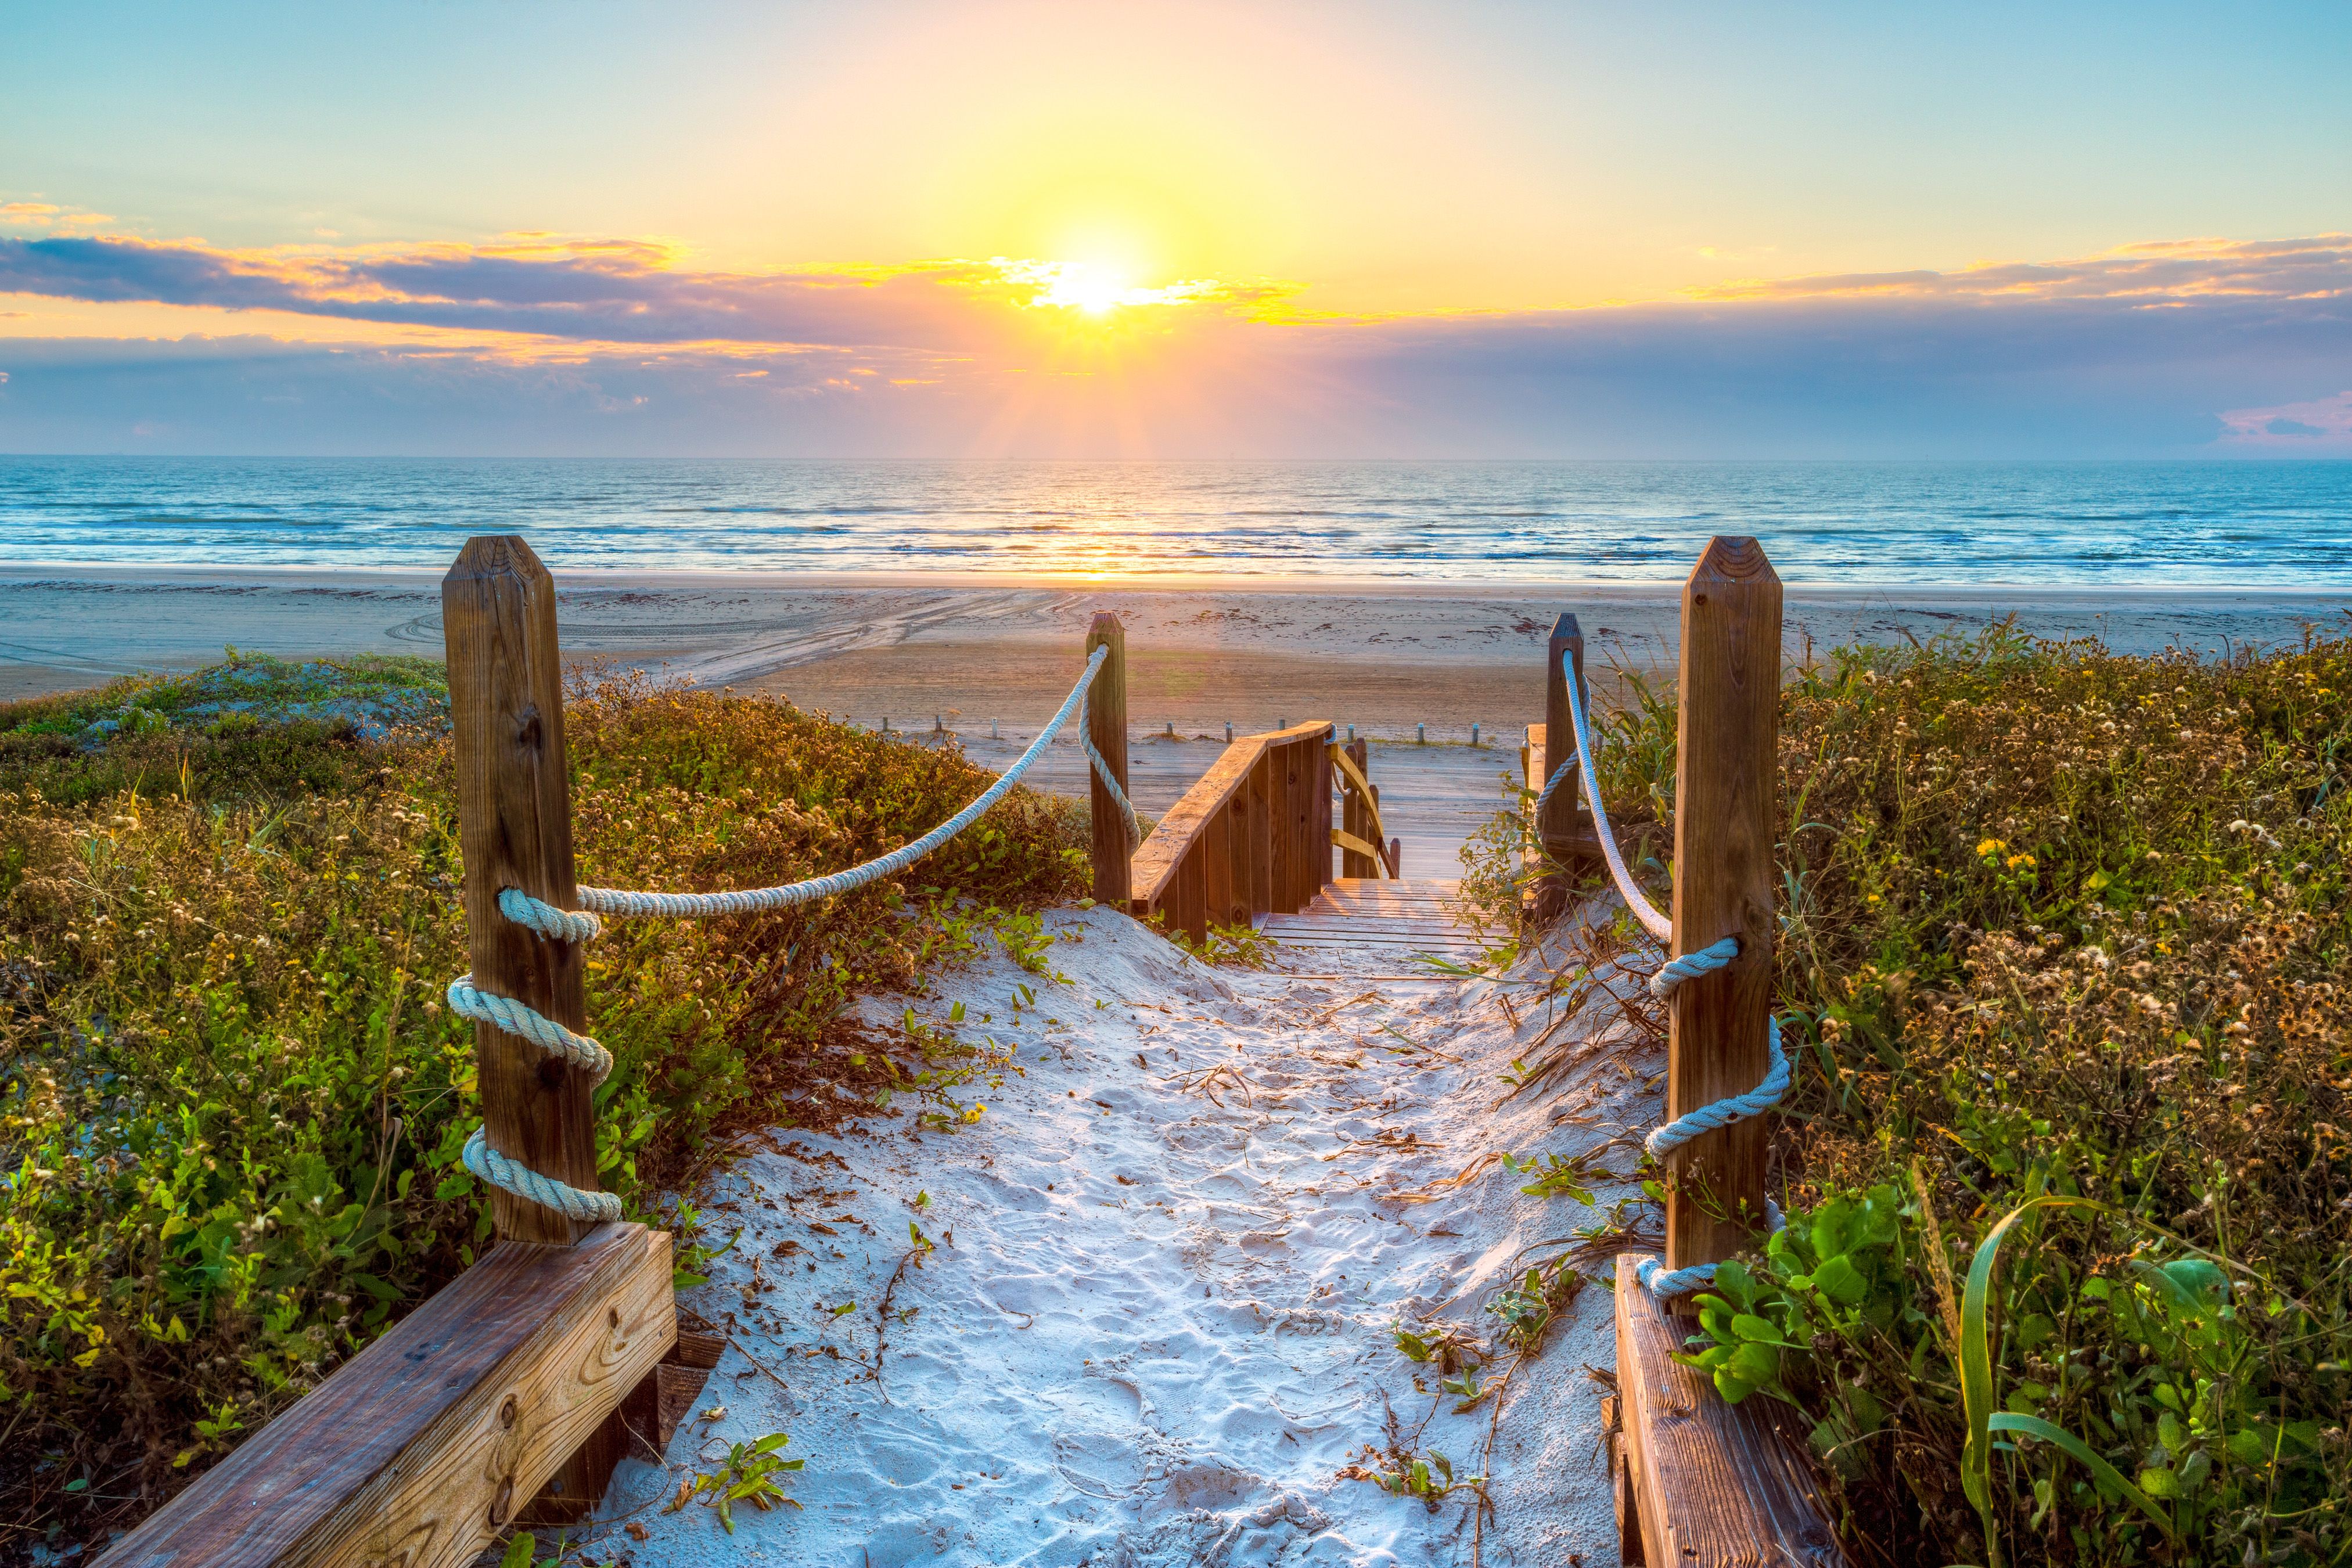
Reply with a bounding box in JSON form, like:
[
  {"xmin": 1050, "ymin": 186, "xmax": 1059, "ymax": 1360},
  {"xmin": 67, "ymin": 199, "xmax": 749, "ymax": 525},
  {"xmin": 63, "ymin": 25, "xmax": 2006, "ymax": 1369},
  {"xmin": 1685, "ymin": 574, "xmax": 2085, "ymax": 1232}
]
[
  {"xmin": 1227, "ymin": 774, "xmax": 1257, "ymax": 926},
  {"xmin": 1311, "ymin": 730, "xmax": 1334, "ymax": 897},
  {"xmin": 441, "ymin": 535, "xmax": 599, "ymax": 1247},
  {"xmin": 104, "ymin": 1224, "xmax": 675, "ymax": 1568},
  {"xmin": 1664, "ymin": 538, "xmax": 1783, "ymax": 1278},
  {"xmin": 1246, "ymin": 753, "xmax": 1273, "ymax": 918},
  {"xmin": 1614, "ymin": 1255, "xmax": 1843, "ymax": 1566},
  {"xmin": 1083, "ymin": 613, "xmax": 1131, "ymax": 908},
  {"xmin": 1203, "ymin": 802, "xmax": 1233, "ymax": 934},
  {"xmin": 1339, "ymin": 740, "xmax": 1369, "ymax": 877}
]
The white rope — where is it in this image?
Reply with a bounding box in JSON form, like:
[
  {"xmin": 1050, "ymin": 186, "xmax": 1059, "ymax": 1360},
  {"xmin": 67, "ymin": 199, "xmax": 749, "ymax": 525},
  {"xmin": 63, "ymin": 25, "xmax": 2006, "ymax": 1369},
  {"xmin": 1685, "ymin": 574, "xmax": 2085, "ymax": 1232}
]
[
  {"xmin": 462, "ymin": 1127, "xmax": 621, "ymax": 1223},
  {"xmin": 543, "ymin": 645, "xmax": 1109, "ymax": 921},
  {"xmin": 1648, "ymin": 934, "xmax": 1739, "ymax": 999},
  {"xmin": 1558, "ymin": 650, "xmax": 1671, "ymax": 943},
  {"xmin": 446, "ymin": 975, "xmax": 612, "ymax": 1082},
  {"xmin": 452, "ymin": 649, "xmax": 1120, "ymax": 1223},
  {"xmin": 1080, "ymin": 683, "xmax": 1143, "ymax": 848},
  {"xmin": 1555, "ymin": 649, "xmax": 1789, "ymax": 1297},
  {"xmin": 1637, "ymin": 1197, "xmax": 1787, "ymax": 1297}
]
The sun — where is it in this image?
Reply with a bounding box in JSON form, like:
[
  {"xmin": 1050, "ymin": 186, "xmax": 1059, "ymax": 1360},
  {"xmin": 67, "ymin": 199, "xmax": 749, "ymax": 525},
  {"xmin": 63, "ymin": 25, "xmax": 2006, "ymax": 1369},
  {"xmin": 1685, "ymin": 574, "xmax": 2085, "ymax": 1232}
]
[{"xmin": 1037, "ymin": 260, "xmax": 1138, "ymax": 315}]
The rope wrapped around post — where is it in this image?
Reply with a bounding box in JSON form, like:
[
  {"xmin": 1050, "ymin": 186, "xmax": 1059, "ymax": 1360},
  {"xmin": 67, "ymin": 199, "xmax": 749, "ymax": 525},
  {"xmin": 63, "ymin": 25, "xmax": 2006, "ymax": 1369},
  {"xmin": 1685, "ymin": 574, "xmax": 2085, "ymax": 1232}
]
[
  {"xmin": 454, "ymin": 646, "xmax": 1113, "ymax": 1218},
  {"xmin": 1556, "ymin": 648, "xmax": 1788, "ymax": 1296},
  {"xmin": 1081, "ymin": 683, "xmax": 1143, "ymax": 849}
]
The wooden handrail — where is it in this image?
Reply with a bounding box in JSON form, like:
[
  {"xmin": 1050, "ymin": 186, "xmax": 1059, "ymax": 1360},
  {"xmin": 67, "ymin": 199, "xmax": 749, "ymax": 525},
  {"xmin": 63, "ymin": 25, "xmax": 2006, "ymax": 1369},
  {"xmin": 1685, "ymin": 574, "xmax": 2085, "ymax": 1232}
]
[{"xmin": 1130, "ymin": 720, "xmax": 1332, "ymax": 940}]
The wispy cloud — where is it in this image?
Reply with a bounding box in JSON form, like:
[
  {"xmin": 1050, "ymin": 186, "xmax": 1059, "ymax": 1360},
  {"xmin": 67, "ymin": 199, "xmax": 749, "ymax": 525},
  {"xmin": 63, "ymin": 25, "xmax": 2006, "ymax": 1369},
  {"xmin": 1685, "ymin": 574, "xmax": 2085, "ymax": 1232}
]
[
  {"xmin": 1699, "ymin": 234, "xmax": 2352, "ymax": 304},
  {"xmin": 0, "ymin": 233, "xmax": 1282, "ymax": 353},
  {"xmin": 3, "ymin": 225, "xmax": 2349, "ymax": 458}
]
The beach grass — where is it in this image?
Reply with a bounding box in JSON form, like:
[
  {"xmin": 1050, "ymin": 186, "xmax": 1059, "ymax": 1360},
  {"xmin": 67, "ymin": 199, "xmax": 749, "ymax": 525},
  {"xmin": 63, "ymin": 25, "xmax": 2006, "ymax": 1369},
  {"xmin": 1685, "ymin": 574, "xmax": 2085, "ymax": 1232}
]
[
  {"xmin": 1475, "ymin": 623, "xmax": 2351, "ymax": 1567},
  {"xmin": 0, "ymin": 656, "xmax": 1086, "ymax": 1555}
]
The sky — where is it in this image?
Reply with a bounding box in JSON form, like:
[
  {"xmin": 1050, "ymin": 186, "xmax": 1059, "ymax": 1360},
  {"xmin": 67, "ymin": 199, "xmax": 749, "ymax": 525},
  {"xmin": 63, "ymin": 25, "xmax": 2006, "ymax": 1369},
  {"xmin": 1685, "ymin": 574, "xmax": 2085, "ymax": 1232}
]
[{"xmin": 2, "ymin": 0, "xmax": 2349, "ymax": 458}]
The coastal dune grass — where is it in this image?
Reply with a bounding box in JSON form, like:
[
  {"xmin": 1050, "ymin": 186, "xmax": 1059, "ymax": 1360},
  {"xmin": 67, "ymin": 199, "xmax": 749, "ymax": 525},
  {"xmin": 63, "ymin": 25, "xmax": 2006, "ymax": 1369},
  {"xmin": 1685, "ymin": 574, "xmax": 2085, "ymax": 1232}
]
[
  {"xmin": 0, "ymin": 656, "xmax": 1086, "ymax": 1556},
  {"xmin": 1482, "ymin": 624, "xmax": 2352, "ymax": 1567}
]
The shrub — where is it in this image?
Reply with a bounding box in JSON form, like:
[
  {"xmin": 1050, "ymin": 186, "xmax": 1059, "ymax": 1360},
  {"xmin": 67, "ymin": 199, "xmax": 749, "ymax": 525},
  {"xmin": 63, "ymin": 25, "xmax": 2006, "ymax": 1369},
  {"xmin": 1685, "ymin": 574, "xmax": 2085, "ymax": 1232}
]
[
  {"xmin": 0, "ymin": 661, "xmax": 1085, "ymax": 1554},
  {"xmin": 1479, "ymin": 624, "xmax": 2352, "ymax": 1566}
]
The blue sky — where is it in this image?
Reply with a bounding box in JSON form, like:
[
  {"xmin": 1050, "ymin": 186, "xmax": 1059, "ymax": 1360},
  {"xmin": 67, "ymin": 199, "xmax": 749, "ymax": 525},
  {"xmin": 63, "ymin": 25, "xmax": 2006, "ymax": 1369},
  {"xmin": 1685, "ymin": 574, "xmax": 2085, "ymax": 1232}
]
[{"xmin": 2, "ymin": 2, "xmax": 2348, "ymax": 456}]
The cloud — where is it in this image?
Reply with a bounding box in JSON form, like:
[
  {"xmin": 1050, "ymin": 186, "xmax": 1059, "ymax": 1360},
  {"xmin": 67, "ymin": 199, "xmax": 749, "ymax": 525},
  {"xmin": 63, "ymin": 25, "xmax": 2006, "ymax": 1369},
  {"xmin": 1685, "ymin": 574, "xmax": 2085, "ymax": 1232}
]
[
  {"xmin": 1700, "ymin": 233, "xmax": 2352, "ymax": 305},
  {"xmin": 4, "ymin": 224, "xmax": 2350, "ymax": 457},
  {"xmin": 2217, "ymin": 390, "xmax": 2352, "ymax": 449},
  {"xmin": 0, "ymin": 233, "xmax": 1279, "ymax": 354},
  {"xmin": 0, "ymin": 200, "xmax": 115, "ymax": 233}
]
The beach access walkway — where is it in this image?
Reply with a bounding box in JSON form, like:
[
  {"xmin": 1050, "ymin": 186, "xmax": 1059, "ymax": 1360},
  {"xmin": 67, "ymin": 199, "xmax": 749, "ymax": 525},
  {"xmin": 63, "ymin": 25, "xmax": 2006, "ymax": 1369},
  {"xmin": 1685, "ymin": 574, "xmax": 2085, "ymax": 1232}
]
[{"xmin": 113, "ymin": 535, "xmax": 1842, "ymax": 1568}]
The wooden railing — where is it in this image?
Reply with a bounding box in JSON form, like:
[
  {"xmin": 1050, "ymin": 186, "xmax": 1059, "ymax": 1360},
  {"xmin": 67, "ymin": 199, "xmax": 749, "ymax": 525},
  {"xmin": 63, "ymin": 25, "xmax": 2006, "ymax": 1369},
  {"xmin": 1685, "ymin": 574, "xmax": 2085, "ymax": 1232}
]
[
  {"xmin": 105, "ymin": 538, "xmax": 702, "ymax": 1567},
  {"xmin": 1125, "ymin": 719, "xmax": 1335, "ymax": 940},
  {"xmin": 1534, "ymin": 540, "xmax": 1844, "ymax": 1567}
]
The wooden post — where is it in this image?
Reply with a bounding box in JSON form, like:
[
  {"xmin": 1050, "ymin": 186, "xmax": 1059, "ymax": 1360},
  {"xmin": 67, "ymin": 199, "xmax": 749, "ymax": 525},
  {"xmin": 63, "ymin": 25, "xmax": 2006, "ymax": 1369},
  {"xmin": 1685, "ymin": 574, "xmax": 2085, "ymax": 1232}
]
[
  {"xmin": 443, "ymin": 537, "xmax": 599, "ymax": 1247},
  {"xmin": 1340, "ymin": 739, "xmax": 1376, "ymax": 877},
  {"xmin": 1084, "ymin": 613, "xmax": 1131, "ymax": 908},
  {"xmin": 1663, "ymin": 538, "xmax": 1782, "ymax": 1282},
  {"xmin": 1538, "ymin": 613, "xmax": 1601, "ymax": 909},
  {"xmin": 1312, "ymin": 729, "xmax": 1333, "ymax": 895}
]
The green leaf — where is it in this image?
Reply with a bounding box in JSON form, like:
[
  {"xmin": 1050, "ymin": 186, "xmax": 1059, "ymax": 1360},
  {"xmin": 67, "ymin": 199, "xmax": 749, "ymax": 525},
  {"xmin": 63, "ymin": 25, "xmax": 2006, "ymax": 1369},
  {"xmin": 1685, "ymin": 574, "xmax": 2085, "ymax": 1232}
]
[
  {"xmin": 1958, "ymin": 1196, "xmax": 2109, "ymax": 1544},
  {"xmin": 1810, "ymin": 1252, "xmax": 1870, "ymax": 1306},
  {"xmin": 1730, "ymin": 1314, "xmax": 1783, "ymax": 1343},
  {"xmin": 499, "ymin": 1533, "xmax": 537, "ymax": 1568},
  {"xmin": 1988, "ymin": 1414, "xmax": 2176, "ymax": 1547}
]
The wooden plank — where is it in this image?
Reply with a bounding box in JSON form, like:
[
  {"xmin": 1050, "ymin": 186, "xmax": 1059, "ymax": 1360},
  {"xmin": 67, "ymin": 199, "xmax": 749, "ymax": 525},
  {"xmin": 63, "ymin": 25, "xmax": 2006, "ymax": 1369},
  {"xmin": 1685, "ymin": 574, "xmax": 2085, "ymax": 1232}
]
[
  {"xmin": 1228, "ymin": 774, "xmax": 1256, "ymax": 925},
  {"xmin": 1268, "ymin": 742, "xmax": 1294, "ymax": 915},
  {"xmin": 1664, "ymin": 538, "xmax": 1782, "ymax": 1278},
  {"xmin": 1203, "ymin": 801, "xmax": 1235, "ymax": 930},
  {"xmin": 1312, "ymin": 733, "xmax": 1334, "ymax": 897},
  {"xmin": 1127, "ymin": 721, "xmax": 1325, "ymax": 913},
  {"xmin": 441, "ymin": 536, "xmax": 598, "ymax": 1246},
  {"xmin": 1247, "ymin": 753, "xmax": 1274, "ymax": 917},
  {"xmin": 1340, "ymin": 739, "xmax": 1375, "ymax": 878},
  {"xmin": 1615, "ymin": 1256, "xmax": 1843, "ymax": 1566},
  {"xmin": 1084, "ymin": 613, "xmax": 1131, "ymax": 907},
  {"xmin": 105, "ymin": 1224, "xmax": 675, "ymax": 1568},
  {"xmin": 1293, "ymin": 736, "xmax": 1318, "ymax": 909}
]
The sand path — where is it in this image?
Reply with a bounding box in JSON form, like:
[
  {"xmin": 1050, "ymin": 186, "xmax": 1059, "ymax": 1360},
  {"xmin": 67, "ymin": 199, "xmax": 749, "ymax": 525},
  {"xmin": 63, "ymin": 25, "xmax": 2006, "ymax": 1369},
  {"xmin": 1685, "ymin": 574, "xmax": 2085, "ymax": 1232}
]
[{"xmin": 604, "ymin": 906, "xmax": 1653, "ymax": 1568}]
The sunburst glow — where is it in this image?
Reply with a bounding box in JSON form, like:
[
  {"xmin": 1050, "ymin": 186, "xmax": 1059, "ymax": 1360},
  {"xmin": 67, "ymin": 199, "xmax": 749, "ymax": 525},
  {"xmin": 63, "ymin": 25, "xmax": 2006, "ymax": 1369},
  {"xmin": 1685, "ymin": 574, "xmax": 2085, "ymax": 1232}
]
[{"xmin": 1006, "ymin": 258, "xmax": 1220, "ymax": 316}]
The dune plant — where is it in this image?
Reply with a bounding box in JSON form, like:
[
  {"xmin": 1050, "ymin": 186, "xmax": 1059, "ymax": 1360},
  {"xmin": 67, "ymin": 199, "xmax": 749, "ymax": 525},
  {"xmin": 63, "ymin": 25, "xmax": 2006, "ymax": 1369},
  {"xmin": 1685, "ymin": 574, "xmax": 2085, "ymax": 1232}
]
[
  {"xmin": 0, "ymin": 661, "xmax": 1084, "ymax": 1556},
  {"xmin": 1467, "ymin": 623, "xmax": 2352, "ymax": 1566}
]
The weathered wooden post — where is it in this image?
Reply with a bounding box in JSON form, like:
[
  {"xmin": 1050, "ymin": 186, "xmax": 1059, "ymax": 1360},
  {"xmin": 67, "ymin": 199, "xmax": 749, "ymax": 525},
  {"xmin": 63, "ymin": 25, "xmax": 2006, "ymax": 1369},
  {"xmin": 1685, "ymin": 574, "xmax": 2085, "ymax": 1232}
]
[
  {"xmin": 1340, "ymin": 738, "xmax": 1378, "ymax": 877},
  {"xmin": 1662, "ymin": 538, "xmax": 1781, "ymax": 1282},
  {"xmin": 444, "ymin": 536, "xmax": 602, "ymax": 1247},
  {"xmin": 443, "ymin": 535, "xmax": 661, "ymax": 1519},
  {"xmin": 1084, "ymin": 613, "xmax": 1131, "ymax": 907},
  {"xmin": 1537, "ymin": 613, "xmax": 1601, "ymax": 909}
]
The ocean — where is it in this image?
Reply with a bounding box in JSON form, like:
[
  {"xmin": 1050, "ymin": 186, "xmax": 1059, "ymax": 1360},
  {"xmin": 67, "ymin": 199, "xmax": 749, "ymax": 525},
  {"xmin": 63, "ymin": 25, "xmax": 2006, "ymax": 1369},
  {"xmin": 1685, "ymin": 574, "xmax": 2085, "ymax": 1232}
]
[{"xmin": 1, "ymin": 456, "xmax": 2346, "ymax": 585}]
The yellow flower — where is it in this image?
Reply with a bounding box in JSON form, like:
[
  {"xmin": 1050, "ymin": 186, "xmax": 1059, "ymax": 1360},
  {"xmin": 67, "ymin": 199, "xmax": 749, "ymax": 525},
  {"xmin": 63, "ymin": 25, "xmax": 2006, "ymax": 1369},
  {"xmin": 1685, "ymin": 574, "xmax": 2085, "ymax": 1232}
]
[
  {"xmin": 2006, "ymin": 853, "xmax": 2037, "ymax": 870},
  {"xmin": 1976, "ymin": 837, "xmax": 2006, "ymax": 857}
]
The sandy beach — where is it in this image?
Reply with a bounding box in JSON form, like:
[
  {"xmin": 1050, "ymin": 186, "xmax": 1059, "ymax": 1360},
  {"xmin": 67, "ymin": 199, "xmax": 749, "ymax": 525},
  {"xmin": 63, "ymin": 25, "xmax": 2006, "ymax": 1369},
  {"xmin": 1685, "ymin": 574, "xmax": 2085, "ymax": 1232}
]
[
  {"xmin": 9, "ymin": 567, "xmax": 2343, "ymax": 876},
  {"xmin": 6, "ymin": 567, "xmax": 2342, "ymax": 715}
]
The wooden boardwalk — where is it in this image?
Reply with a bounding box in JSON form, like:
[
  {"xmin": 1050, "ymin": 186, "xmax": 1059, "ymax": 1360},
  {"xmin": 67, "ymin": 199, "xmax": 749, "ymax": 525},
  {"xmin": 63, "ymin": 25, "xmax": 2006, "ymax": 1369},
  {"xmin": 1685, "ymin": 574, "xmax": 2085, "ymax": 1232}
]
[{"xmin": 1260, "ymin": 876, "xmax": 1484, "ymax": 972}]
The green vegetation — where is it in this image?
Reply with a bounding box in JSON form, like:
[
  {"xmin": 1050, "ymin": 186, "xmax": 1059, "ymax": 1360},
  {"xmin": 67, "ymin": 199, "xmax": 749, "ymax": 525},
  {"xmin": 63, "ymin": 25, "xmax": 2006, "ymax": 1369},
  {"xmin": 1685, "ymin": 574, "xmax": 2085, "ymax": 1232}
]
[
  {"xmin": 0, "ymin": 656, "xmax": 1086, "ymax": 1556},
  {"xmin": 1475, "ymin": 625, "xmax": 2352, "ymax": 1566}
]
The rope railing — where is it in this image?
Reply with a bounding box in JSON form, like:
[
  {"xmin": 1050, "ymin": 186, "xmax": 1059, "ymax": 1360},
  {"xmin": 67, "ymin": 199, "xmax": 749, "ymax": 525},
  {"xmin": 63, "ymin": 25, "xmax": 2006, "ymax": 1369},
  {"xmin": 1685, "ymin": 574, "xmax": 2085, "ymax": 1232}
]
[
  {"xmin": 1081, "ymin": 684, "xmax": 1143, "ymax": 848},
  {"xmin": 1554, "ymin": 649, "xmax": 1788, "ymax": 1297},
  {"xmin": 458, "ymin": 645, "xmax": 1117, "ymax": 1218}
]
